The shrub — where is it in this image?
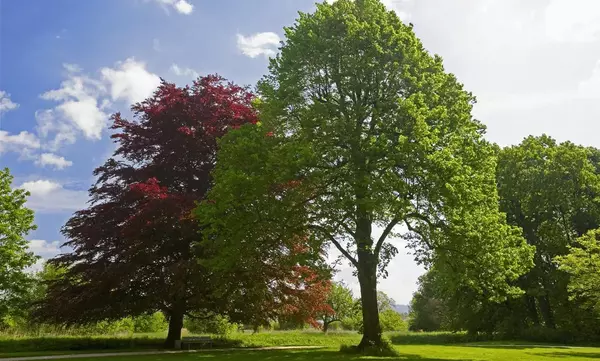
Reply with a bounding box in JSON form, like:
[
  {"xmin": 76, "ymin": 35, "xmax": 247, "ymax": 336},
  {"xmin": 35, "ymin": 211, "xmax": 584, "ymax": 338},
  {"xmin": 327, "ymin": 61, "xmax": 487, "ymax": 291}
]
[
  {"xmin": 184, "ymin": 315, "xmax": 239, "ymax": 336},
  {"xmin": 133, "ymin": 312, "xmax": 167, "ymax": 333},
  {"xmin": 380, "ymin": 310, "xmax": 407, "ymax": 332}
]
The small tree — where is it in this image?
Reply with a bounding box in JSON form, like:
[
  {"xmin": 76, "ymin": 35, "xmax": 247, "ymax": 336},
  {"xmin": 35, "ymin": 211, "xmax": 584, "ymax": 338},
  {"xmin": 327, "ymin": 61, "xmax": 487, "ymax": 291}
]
[
  {"xmin": 556, "ymin": 229, "xmax": 600, "ymax": 314},
  {"xmin": 319, "ymin": 282, "xmax": 356, "ymax": 332},
  {"xmin": 0, "ymin": 168, "xmax": 38, "ymax": 325},
  {"xmin": 379, "ymin": 309, "xmax": 406, "ymax": 332}
]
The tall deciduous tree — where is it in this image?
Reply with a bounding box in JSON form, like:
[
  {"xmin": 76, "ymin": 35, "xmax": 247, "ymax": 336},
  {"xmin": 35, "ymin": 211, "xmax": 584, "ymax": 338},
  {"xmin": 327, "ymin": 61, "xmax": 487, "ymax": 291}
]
[
  {"xmin": 497, "ymin": 135, "xmax": 600, "ymax": 330},
  {"xmin": 197, "ymin": 0, "xmax": 533, "ymax": 349},
  {"xmin": 35, "ymin": 76, "xmax": 258, "ymax": 347},
  {"xmin": 0, "ymin": 168, "xmax": 38, "ymax": 323}
]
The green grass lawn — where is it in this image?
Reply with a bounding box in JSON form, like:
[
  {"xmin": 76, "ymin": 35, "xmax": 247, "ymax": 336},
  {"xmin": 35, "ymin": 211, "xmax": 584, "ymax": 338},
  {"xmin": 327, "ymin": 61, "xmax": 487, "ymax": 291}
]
[
  {"xmin": 20, "ymin": 345, "xmax": 599, "ymax": 361},
  {"xmin": 2, "ymin": 332, "xmax": 599, "ymax": 360}
]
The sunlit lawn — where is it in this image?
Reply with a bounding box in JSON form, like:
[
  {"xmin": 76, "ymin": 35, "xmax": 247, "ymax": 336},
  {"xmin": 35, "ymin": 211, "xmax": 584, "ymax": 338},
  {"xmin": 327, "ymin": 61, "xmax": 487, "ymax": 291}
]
[{"xmin": 11, "ymin": 345, "xmax": 600, "ymax": 361}]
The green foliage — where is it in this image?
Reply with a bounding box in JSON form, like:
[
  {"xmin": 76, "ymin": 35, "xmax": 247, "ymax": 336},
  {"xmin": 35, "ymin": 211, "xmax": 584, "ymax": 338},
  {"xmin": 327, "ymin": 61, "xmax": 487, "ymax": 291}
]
[
  {"xmin": 197, "ymin": 0, "xmax": 533, "ymax": 346},
  {"xmin": 493, "ymin": 136, "xmax": 600, "ymax": 334},
  {"xmin": 379, "ymin": 309, "xmax": 407, "ymax": 332},
  {"xmin": 132, "ymin": 313, "xmax": 167, "ymax": 333},
  {"xmin": 556, "ymin": 229, "xmax": 600, "ymax": 313},
  {"xmin": 184, "ymin": 315, "xmax": 239, "ymax": 336},
  {"xmin": 0, "ymin": 168, "xmax": 38, "ymax": 323},
  {"xmin": 319, "ymin": 282, "xmax": 357, "ymax": 331}
]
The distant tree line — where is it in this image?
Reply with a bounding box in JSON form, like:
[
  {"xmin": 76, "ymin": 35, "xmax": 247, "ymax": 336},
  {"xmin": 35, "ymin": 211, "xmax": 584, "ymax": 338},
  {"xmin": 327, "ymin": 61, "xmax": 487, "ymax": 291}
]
[{"xmin": 409, "ymin": 136, "xmax": 600, "ymax": 342}]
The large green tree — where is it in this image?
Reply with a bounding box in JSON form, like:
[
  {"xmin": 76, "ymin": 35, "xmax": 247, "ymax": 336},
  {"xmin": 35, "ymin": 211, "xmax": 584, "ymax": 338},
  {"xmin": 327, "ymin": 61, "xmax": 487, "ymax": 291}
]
[
  {"xmin": 197, "ymin": 0, "xmax": 533, "ymax": 349},
  {"xmin": 0, "ymin": 168, "xmax": 38, "ymax": 324},
  {"xmin": 496, "ymin": 135, "xmax": 600, "ymax": 332}
]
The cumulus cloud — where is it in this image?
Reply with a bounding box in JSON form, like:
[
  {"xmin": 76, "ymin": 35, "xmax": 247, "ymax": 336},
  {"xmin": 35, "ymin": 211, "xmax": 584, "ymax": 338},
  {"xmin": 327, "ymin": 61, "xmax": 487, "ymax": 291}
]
[
  {"xmin": 236, "ymin": 32, "xmax": 280, "ymax": 58},
  {"xmin": 170, "ymin": 64, "xmax": 199, "ymax": 79},
  {"xmin": 40, "ymin": 65, "xmax": 108, "ymax": 140},
  {"xmin": 0, "ymin": 130, "xmax": 40, "ymax": 157},
  {"xmin": 36, "ymin": 58, "xmax": 160, "ymax": 152},
  {"xmin": 19, "ymin": 179, "xmax": 88, "ymax": 213},
  {"xmin": 28, "ymin": 239, "xmax": 62, "ymax": 258},
  {"xmin": 153, "ymin": 0, "xmax": 194, "ymax": 15},
  {"xmin": 35, "ymin": 153, "xmax": 73, "ymax": 170},
  {"xmin": 101, "ymin": 58, "xmax": 161, "ymax": 105},
  {"xmin": 0, "ymin": 90, "xmax": 18, "ymax": 114}
]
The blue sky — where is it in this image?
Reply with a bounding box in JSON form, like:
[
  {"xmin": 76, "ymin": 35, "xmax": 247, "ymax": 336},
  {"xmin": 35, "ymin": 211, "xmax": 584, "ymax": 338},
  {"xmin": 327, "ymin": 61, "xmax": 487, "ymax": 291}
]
[{"xmin": 2, "ymin": 0, "xmax": 600, "ymax": 304}]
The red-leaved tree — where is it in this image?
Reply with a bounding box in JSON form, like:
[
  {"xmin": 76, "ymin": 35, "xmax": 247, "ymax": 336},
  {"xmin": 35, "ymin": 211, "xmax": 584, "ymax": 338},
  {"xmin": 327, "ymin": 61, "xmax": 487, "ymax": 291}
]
[{"xmin": 35, "ymin": 76, "xmax": 260, "ymax": 346}]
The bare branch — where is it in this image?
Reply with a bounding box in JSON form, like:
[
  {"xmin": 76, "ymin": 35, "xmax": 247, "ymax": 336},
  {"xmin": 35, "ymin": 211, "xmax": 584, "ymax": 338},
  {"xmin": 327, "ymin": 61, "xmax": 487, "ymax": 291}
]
[
  {"xmin": 309, "ymin": 224, "xmax": 359, "ymax": 268},
  {"xmin": 374, "ymin": 217, "xmax": 399, "ymax": 258}
]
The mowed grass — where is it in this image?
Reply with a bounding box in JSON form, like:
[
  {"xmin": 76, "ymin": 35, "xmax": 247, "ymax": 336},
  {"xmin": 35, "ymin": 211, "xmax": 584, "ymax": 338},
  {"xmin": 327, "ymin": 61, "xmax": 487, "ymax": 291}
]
[
  {"xmin": 2, "ymin": 332, "xmax": 599, "ymax": 360},
  {"xmin": 23, "ymin": 345, "xmax": 600, "ymax": 361}
]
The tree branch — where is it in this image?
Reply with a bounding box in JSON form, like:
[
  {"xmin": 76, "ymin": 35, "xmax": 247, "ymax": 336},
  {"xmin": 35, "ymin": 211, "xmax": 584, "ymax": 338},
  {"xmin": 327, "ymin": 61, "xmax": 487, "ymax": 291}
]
[
  {"xmin": 309, "ymin": 224, "xmax": 359, "ymax": 268},
  {"xmin": 374, "ymin": 217, "xmax": 399, "ymax": 258}
]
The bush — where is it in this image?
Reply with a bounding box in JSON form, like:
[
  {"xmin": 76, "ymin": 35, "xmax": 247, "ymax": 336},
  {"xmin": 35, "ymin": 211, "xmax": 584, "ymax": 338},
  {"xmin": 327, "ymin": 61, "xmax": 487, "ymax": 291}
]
[
  {"xmin": 133, "ymin": 312, "xmax": 167, "ymax": 333},
  {"xmin": 184, "ymin": 315, "xmax": 239, "ymax": 336},
  {"xmin": 379, "ymin": 310, "xmax": 407, "ymax": 332}
]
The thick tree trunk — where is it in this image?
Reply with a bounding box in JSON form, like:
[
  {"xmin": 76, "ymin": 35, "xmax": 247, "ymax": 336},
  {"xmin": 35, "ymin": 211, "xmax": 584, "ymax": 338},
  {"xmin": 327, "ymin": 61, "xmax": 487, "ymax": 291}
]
[
  {"xmin": 323, "ymin": 321, "xmax": 329, "ymax": 333},
  {"xmin": 165, "ymin": 310, "xmax": 184, "ymax": 349},
  {"xmin": 525, "ymin": 295, "xmax": 540, "ymax": 326},
  {"xmin": 538, "ymin": 295, "xmax": 555, "ymax": 329},
  {"xmin": 357, "ymin": 253, "xmax": 382, "ymax": 348}
]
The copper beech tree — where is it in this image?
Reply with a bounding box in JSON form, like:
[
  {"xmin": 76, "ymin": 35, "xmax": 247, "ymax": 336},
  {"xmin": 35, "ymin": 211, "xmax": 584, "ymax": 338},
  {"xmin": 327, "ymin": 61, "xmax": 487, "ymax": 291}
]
[{"xmin": 35, "ymin": 76, "xmax": 328, "ymax": 347}]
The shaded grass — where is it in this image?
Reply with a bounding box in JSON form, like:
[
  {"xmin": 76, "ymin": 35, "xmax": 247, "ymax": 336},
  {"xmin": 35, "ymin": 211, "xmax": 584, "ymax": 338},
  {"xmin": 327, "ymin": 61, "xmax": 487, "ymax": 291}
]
[
  {"xmin": 13, "ymin": 345, "xmax": 600, "ymax": 361},
  {"xmin": 2, "ymin": 331, "xmax": 598, "ymax": 358}
]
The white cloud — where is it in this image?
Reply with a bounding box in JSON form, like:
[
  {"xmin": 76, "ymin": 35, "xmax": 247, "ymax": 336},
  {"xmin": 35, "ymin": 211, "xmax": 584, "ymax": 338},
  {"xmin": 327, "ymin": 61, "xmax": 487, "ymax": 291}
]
[
  {"xmin": 20, "ymin": 179, "xmax": 62, "ymax": 196},
  {"xmin": 0, "ymin": 90, "xmax": 18, "ymax": 114},
  {"xmin": 153, "ymin": 38, "xmax": 161, "ymax": 52},
  {"xmin": 545, "ymin": 0, "xmax": 600, "ymax": 43},
  {"xmin": 153, "ymin": 0, "xmax": 194, "ymax": 15},
  {"xmin": 19, "ymin": 179, "xmax": 88, "ymax": 213},
  {"xmin": 101, "ymin": 58, "xmax": 161, "ymax": 104},
  {"xmin": 36, "ymin": 59, "xmax": 160, "ymax": 151},
  {"xmin": 35, "ymin": 153, "xmax": 73, "ymax": 170},
  {"xmin": 35, "ymin": 109, "xmax": 77, "ymax": 151},
  {"xmin": 28, "ymin": 239, "xmax": 61, "ymax": 258},
  {"xmin": 40, "ymin": 65, "xmax": 108, "ymax": 140},
  {"xmin": 170, "ymin": 64, "xmax": 199, "ymax": 79},
  {"xmin": 0, "ymin": 130, "xmax": 40, "ymax": 156},
  {"xmin": 236, "ymin": 32, "xmax": 280, "ymax": 59}
]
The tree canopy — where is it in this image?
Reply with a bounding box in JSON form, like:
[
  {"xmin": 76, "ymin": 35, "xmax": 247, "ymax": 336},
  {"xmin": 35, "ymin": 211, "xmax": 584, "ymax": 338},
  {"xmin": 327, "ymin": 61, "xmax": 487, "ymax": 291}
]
[
  {"xmin": 0, "ymin": 168, "xmax": 38, "ymax": 324},
  {"xmin": 557, "ymin": 229, "xmax": 600, "ymax": 314},
  {"xmin": 496, "ymin": 135, "xmax": 600, "ymax": 331},
  {"xmin": 35, "ymin": 76, "xmax": 259, "ymax": 347},
  {"xmin": 196, "ymin": 0, "xmax": 533, "ymax": 349}
]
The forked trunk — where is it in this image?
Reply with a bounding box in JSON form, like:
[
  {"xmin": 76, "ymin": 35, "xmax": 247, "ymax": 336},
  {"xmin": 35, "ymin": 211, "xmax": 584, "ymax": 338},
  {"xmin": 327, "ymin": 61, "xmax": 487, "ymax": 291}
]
[{"xmin": 165, "ymin": 310, "xmax": 184, "ymax": 349}]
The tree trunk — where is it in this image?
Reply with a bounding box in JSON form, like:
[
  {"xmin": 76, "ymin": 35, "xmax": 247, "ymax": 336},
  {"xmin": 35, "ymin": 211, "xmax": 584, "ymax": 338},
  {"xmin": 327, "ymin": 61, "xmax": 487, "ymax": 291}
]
[
  {"xmin": 525, "ymin": 295, "xmax": 540, "ymax": 326},
  {"xmin": 538, "ymin": 295, "xmax": 556, "ymax": 329},
  {"xmin": 165, "ymin": 310, "xmax": 184, "ymax": 349},
  {"xmin": 323, "ymin": 321, "xmax": 329, "ymax": 333},
  {"xmin": 357, "ymin": 253, "xmax": 382, "ymax": 348}
]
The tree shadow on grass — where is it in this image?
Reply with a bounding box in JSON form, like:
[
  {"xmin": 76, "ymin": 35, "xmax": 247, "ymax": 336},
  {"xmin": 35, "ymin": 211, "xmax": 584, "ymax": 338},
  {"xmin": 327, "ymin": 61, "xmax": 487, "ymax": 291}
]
[
  {"xmin": 464, "ymin": 345, "xmax": 576, "ymax": 350},
  {"xmin": 528, "ymin": 351, "xmax": 600, "ymax": 359},
  {"xmin": 156, "ymin": 349, "xmax": 474, "ymax": 361}
]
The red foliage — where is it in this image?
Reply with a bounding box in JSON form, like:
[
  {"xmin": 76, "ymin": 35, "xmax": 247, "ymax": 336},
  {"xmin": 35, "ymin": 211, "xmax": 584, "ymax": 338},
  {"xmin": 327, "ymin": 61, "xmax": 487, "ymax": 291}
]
[{"xmin": 39, "ymin": 75, "xmax": 259, "ymax": 327}]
